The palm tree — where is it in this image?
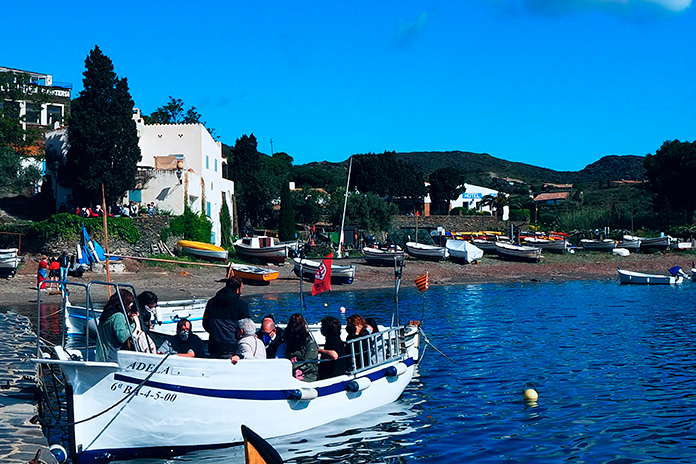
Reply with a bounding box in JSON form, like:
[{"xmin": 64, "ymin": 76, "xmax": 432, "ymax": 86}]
[{"xmin": 479, "ymin": 194, "xmax": 509, "ymax": 220}]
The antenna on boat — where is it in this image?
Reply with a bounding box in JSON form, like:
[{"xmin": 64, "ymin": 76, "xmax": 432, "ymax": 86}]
[
  {"xmin": 298, "ymin": 261, "xmax": 306, "ymax": 318},
  {"xmin": 393, "ymin": 257, "xmax": 403, "ymax": 327},
  {"xmin": 337, "ymin": 156, "xmax": 353, "ymax": 258}
]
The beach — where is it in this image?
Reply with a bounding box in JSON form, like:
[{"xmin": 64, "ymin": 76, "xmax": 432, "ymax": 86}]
[{"xmin": 5, "ymin": 251, "xmax": 693, "ymax": 306}]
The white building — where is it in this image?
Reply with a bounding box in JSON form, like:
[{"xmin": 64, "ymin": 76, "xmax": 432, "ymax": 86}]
[
  {"xmin": 46, "ymin": 109, "xmax": 235, "ymax": 246},
  {"xmin": 132, "ymin": 109, "xmax": 234, "ymax": 246},
  {"xmin": 424, "ymin": 182, "xmax": 506, "ymax": 218}
]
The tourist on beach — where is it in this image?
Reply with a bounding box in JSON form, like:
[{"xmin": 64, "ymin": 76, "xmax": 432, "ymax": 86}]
[
  {"xmin": 129, "ymin": 201, "xmax": 139, "ymax": 217},
  {"xmin": 284, "ymin": 313, "xmax": 318, "ymax": 382},
  {"xmin": 58, "ymin": 251, "xmax": 70, "ymax": 286},
  {"xmin": 37, "ymin": 255, "xmax": 49, "ymax": 289},
  {"xmin": 157, "ymin": 318, "xmax": 204, "ymax": 358},
  {"xmin": 147, "ymin": 202, "xmax": 157, "ymax": 217},
  {"xmin": 230, "ymin": 318, "xmax": 266, "ymax": 364},
  {"xmin": 256, "ymin": 314, "xmax": 286, "ymax": 358},
  {"xmin": 136, "ymin": 291, "xmax": 158, "ymax": 333},
  {"xmin": 48, "ymin": 257, "xmax": 60, "ymax": 290},
  {"xmin": 95, "ymin": 289, "xmax": 138, "ymax": 362},
  {"xmin": 317, "ymin": 316, "xmax": 347, "ymax": 380},
  {"xmin": 203, "ymin": 276, "xmax": 249, "ymax": 358}
]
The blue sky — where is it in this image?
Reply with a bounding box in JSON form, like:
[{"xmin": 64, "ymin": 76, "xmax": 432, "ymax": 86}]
[{"xmin": 3, "ymin": 0, "xmax": 694, "ymax": 171}]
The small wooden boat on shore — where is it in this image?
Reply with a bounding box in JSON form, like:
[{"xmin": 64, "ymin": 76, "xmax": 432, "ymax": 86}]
[
  {"xmin": 617, "ymin": 267, "xmax": 687, "ymax": 285},
  {"xmin": 234, "ymin": 236, "xmax": 296, "ymax": 263},
  {"xmin": 0, "ymin": 248, "xmax": 20, "ymax": 278},
  {"xmin": 405, "ymin": 242, "xmax": 449, "ymax": 261},
  {"xmin": 522, "ymin": 237, "xmax": 568, "ymax": 254},
  {"xmin": 293, "ymin": 257, "xmax": 355, "ymax": 284},
  {"xmin": 639, "ymin": 236, "xmax": 671, "ymax": 252},
  {"xmin": 230, "ymin": 263, "xmax": 280, "ymax": 284},
  {"xmin": 470, "ymin": 238, "xmax": 507, "ymax": 254},
  {"xmin": 177, "ymin": 240, "xmax": 228, "ymax": 260},
  {"xmin": 445, "ymin": 239, "xmax": 483, "ymax": 263},
  {"xmin": 362, "ymin": 246, "xmax": 405, "ymax": 266},
  {"xmin": 580, "ymin": 239, "xmax": 616, "ymax": 252},
  {"xmin": 494, "ymin": 241, "xmax": 542, "ymax": 262}
]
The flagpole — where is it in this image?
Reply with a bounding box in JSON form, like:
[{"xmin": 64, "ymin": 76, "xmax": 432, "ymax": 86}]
[
  {"xmin": 338, "ymin": 156, "xmax": 353, "ymax": 258},
  {"xmin": 298, "ymin": 261, "xmax": 305, "ymax": 318}
]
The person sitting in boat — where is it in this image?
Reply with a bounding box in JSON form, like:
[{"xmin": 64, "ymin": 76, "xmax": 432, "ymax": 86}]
[
  {"xmin": 230, "ymin": 318, "xmax": 266, "ymax": 364},
  {"xmin": 136, "ymin": 291, "xmax": 158, "ymax": 333},
  {"xmin": 346, "ymin": 314, "xmax": 371, "ymax": 370},
  {"xmin": 256, "ymin": 314, "xmax": 286, "ymax": 358},
  {"xmin": 157, "ymin": 318, "xmax": 205, "ymax": 358},
  {"xmin": 203, "ymin": 276, "xmax": 250, "ymax": 359},
  {"xmin": 95, "ymin": 289, "xmax": 139, "ymax": 362},
  {"xmin": 284, "ymin": 313, "xmax": 318, "ymax": 382},
  {"xmin": 317, "ymin": 316, "xmax": 347, "ymax": 380}
]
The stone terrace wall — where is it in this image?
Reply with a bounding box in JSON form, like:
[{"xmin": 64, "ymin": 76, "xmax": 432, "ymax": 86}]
[{"xmin": 392, "ymin": 215, "xmax": 527, "ymax": 233}]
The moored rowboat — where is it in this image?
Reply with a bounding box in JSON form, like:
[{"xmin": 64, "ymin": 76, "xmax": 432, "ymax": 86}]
[
  {"xmin": 177, "ymin": 240, "xmax": 228, "ymax": 260},
  {"xmin": 617, "ymin": 267, "xmax": 687, "ymax": 285}
]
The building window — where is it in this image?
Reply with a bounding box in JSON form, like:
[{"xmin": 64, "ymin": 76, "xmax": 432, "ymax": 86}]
[
  {"xmin": 129, "ymin": 190, "xmax": 142, "ymax": 203},
  {"xmin": 206, "ymin": 201, "xmax": 211, "ymax": 217},
  {"xmin": 206, "ymin": 156, "xmax": 209, "ymax": 169},
  {"xmin": 214, "ymin": 159, "xmax": 218, "ymax": 172},
  {"xmin": 47, "ymin": 105, "xmax": 63, "ymax": 125},
  {"xmin": 26, "ymin": 103, "xmax": 41, "ymax": 124}
]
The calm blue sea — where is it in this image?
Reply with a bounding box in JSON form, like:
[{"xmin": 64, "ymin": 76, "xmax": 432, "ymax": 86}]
[{"xmin": 6, "ymin": 279, "xmax": 696, "ymax": 463}]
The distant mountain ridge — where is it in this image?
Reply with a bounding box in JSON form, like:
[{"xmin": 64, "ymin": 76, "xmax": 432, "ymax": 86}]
[{"xmin": 393, "ymin": 151, "xmax": 646, "ymax": 185}]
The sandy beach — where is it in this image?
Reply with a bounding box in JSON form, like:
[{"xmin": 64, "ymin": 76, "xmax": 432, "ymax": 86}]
[{"xmin": 5, "ymin": 251, "xmax": 694, "ymax": 306}]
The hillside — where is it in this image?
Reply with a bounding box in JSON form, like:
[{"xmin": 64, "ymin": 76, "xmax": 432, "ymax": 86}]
[{"xmin": 393, "ymin": 151, "xmax": 646, "ymax": 185}]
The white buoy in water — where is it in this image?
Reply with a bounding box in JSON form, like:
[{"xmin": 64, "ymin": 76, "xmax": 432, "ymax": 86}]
[
  {"xmin": 523, "ymin": 382, "xmax": 539, "ymax": 403},
  {"xmin": 339, "ymin": 306, "xmax": 346, "ymax": 313}
]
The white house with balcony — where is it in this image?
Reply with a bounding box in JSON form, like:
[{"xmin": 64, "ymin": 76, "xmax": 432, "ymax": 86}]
[
  {"xmin": 424, "ymin": 182, "xmax": 505, "ymax": 217},
  {"xmin": 131, "ymin": 109, "xmax": 234, "ymax": 246}
]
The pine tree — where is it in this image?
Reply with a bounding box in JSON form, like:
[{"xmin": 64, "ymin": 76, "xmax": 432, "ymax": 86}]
[{"xmin": 62, "ymin": 46, "xmax": 141, "ymax": 206}]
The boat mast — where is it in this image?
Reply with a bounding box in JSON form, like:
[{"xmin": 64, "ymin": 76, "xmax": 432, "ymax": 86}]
[{"xmin": 338, "ymin": 156, "xmax": 353, "ymax": 258}]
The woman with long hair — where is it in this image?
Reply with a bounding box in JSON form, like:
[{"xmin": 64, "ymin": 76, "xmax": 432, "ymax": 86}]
[
  {"xmin": 96, "ymin": 289, "xmax": 138, "ymax": 362},
  {"xmin": 284, "ymin": 313, "xmax": 318, "ymax": 382}
]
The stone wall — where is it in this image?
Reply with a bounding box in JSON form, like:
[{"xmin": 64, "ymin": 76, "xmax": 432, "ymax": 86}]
[{"xmin": 391, "ymin": 215, "xmax": 527, "ymax": 233}]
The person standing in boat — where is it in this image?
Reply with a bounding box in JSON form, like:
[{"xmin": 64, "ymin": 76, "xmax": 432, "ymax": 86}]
[
  {"xmin": 284, "ymin": 313, "xmax": 318, "ymax": 382},
  {"xmin": 203, "ymin": 276, "xmax": 249, "ymax": 358},
  {"xmin": 136, "ymin": 291, "xmax": 158, "ymax": 333},
  {"xmin": 95, "ymin": 289, "xmax": 138, "ymax": 362},
  {"xmin": 256, "ymin": 315, "xmax": 286, "ymax": 358},
  {"xmin": 157, "ymin": 318, "xmax": 205, "ymax": 357}
]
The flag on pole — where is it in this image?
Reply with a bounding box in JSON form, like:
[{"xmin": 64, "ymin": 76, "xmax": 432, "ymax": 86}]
[
  {"xmin": 312, "ymin": 253, "xmax": 333, "ymax": 295},
  {"xmin": 415, "ymin": 272, "xmax": 429, "ymax": 292}
]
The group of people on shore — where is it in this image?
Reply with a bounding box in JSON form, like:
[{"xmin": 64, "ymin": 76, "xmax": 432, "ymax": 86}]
[
  {"xmin": 36, "ymin": 251, "xmax": 70, "ymax": 291},
  {"xmin": 60, "ymin": 200, "xmax": 158, "ymax": 218},
  {"xmin": 95, "ymin": 275, "xmax": 380, "ymax": 382}
]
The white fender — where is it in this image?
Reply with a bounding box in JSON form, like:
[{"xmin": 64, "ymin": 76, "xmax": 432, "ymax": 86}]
[{"xmin": 346, "ymin": 377, "xmax": 371, "ymax": 392}]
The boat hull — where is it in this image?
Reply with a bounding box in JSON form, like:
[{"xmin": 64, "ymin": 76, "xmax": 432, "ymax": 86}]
[
  {"xmin": 292, "ymin": 258, "xmax": 355, "ymax": 284},
  {"xmin": 177, "ymin": 240, "xmax": 229, "ymax": 260},
  {"xmin": 494, "ymin": 242, "xmax": 542, "ymax": 263},
  {"xmin": 0, "ymin": 248, "xmax": 20, "ymax": 277},
  {"xmin": 362, "ymin": 247, "xmax": 405, "ymax": 266},
  {"xmin": 580, "ymin": 239, "xmax": 616, "ymax": 252},
  {"xmin": 230, "ymin": 264, "xmax": 279, "ymax": 283},
  {"xmin": 404, "ymin": 242, "xmax": 449, "ymax": 261},
  {"xmin": 522, "ymin": 238, "xmax": 567, "ymax": 254},
  {"xmin": 39, "ymin": 332, "xmax": 414, "ymax": 463},
  {"xmin": 618, "ymin": 268, "xmax": 683, "ymax": 285}
]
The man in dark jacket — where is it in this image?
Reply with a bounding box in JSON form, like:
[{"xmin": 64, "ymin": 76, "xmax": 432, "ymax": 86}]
[
  {"xmin": 203, "ymin": 276, "xmax": 249, "ymax": 358},
  {"xmin": 256, "ymin": 314, "xmax": 286, "ymax": 358}
]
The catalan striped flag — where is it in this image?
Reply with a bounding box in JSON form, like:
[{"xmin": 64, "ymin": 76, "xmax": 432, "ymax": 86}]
[{"xmin": 415, "ymin": 272, "xmax": 429, "ymax": 292}]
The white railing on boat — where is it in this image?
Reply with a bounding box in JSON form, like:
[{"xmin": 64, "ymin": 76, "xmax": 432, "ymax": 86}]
[{"xmin": 346, "ymin": 327, "xmax": 407, "ymax": 375}]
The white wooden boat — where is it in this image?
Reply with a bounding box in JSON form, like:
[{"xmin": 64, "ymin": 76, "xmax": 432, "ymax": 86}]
[
  {"xmin": 234, "ymin": 236, "xmax": 295, "ymax": 263},
  {"xmin": 669, "ymin": 240, "xmax": 693, "ymax": 251},
  {"xmin": 66, "ymin": 296, "xmax": 207, "ymax": 336},
  {"xmin": 362, "ymin": 246, "xmax": 405, "ymax": 266},
  {"xmin": 293, "ymin": 257, "xmax": 355, "ymax": 284},
  {"xmin": 177, "ymin": 240, "xmax": 229, "ymax": 260},
  {"xmin": 0, "ymin": 248, "xmax": 20, "ymax": 278},
  {"xmin": 34, "ymin": 281, "xmax": 416, "ymax": 464},
  {"xmin": 494, "ymin": 241, "xmax": 542, "ymax": 262},
  {"xmin": 639, "ymin": 235, "xmax": 671, "ymax": 252},
  {"xmin": 404, "ymin": 242, "xmax": 449, "ymax": 261},
  {"xmin": 470, "ymin": 238, "xmax": 506, "ymax": 254},
  {"xmin": 580, "ymin": 239, "xmax": 617, "ymax": 252},
  {"xmin": 612, "ymin": 248, "xmax": 630, "ymax": 257},
  {"xmin": 617, "ymin": 267, "xmax": 686, "ymax": 285},
  {"xmin": 445, "ymin": 239, "xmax": 483, "ymax": 263},
  {"xmin": 522, "ymin": 237, "xmax": 568, "ymax": 254}
]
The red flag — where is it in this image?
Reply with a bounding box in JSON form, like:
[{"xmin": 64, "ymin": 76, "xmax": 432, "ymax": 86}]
[
  {"xmin": 415, "ymin": 272, "xmax": 429, "ymax": 292},
  {"xmin": 312, "ymin": 253, "xmax": 333, "ymax": 296}
]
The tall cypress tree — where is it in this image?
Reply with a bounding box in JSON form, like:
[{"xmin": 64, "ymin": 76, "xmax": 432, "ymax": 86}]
[
  {"xmin": 278, "ymin": 180, "xmax": 295, "ymax": 241},
  {"xmin": 62, "ymin": 46, "xmax": 141, "ymax": 206}
]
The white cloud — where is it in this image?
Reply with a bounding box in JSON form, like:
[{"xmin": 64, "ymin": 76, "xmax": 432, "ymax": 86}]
[{"xmin": 489, "ymin": 0, "xmax": 692, "ymax": 15}]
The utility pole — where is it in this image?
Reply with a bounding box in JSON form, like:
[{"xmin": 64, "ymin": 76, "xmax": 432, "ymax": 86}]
[{"xmin": 269, "ymin": 138, "xmax": 274, "ymax": 155}]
